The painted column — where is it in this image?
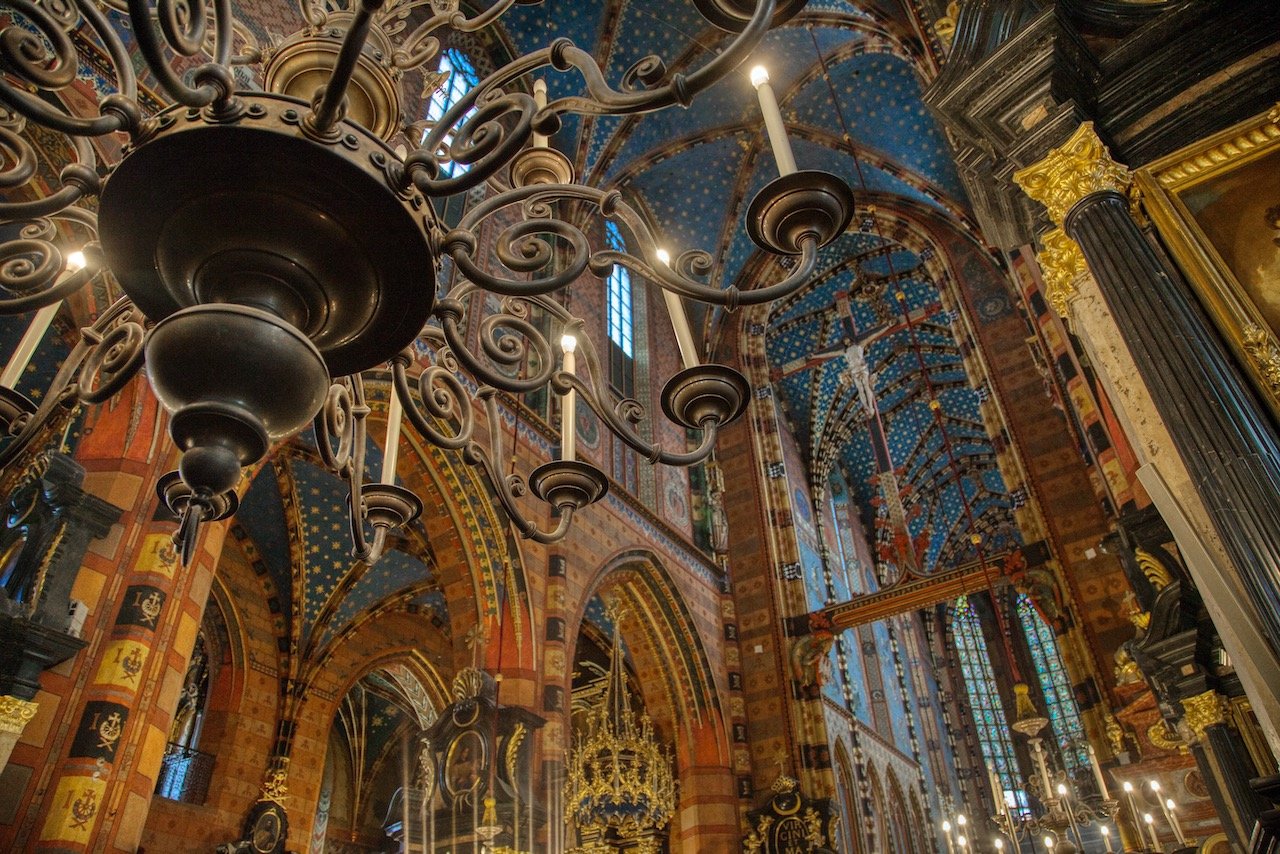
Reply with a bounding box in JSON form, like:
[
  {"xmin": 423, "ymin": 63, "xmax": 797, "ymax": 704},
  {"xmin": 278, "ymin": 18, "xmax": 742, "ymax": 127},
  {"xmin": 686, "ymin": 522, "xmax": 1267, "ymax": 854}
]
[{"xmin": 1016, "ymin": 121, "xmax": 1280, "ymax": 664}]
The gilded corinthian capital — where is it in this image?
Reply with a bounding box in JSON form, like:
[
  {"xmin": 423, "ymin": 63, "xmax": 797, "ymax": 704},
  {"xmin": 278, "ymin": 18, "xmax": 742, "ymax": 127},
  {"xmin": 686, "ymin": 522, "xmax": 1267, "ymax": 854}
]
[
  {"xmin": 1181, "ymin": 689, "xmax": 1229, "ymax": 740},
  {"xmin": 1014, "ymin": 122, "xmax": 1131, "ymax": 224},
  {"xmin": 0, "ymin": 695, "xmax": 38, "ymax": 734},
  {"xmin": 1037, "ymin": 228, "xmax": 1088, "ymax": 316}
]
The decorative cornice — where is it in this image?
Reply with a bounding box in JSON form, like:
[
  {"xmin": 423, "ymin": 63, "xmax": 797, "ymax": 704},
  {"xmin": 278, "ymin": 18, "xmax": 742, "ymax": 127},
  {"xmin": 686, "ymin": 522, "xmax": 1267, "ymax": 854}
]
[
  {"xmin": 1014, "ymin": 122, "xmax": 1131, "ymax": 224},
  {"xmin": 1182, "ymin": 689, "xmax": 1229, "ymax": 740},
  {"xmin": 0, "ymin": 695, "xmax": 38, "ymax": 734},
  {"xmin": 1036, "ymin": 227, "xmax": 1088, "ymax": 317}
]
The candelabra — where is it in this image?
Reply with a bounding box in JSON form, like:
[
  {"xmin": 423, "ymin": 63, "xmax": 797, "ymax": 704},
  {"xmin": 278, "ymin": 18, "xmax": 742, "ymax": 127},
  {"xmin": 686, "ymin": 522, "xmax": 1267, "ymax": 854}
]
[{"xmin": 0, "ymin": 0, "xmax": 853, "ymax": 563}]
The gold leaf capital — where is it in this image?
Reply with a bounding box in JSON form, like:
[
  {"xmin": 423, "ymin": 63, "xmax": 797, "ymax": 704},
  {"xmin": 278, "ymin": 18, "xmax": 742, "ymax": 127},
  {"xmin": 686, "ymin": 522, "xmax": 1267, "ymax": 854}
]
[
  {"xmin": 1015, "ymin": 122, "xmax": 1131, "ymax": 224},
  {"xmin": 0, "ymin": 695, "xmax": 38, "ymax": 734},
  {"xmin": 1181, "ymin": 689, "xmax": 1228, "ymax": 739},
  {"xmin": 1036, "ymin": 228, "xmax": 1088, "ymax": 316}
]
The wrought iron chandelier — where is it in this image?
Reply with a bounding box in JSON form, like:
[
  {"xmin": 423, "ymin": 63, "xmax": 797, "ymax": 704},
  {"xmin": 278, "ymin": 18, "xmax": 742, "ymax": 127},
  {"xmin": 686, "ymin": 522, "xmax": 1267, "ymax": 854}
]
[{"xmin": 0, "ymin": 0, "xmax": 852, "ymax": 563}]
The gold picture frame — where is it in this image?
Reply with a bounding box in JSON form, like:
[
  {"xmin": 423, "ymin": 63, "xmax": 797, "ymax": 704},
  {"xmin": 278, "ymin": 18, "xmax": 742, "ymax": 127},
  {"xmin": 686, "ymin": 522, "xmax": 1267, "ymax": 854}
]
[{"xmin": 1136, "ymin": 105, "xmax": 1280, "ymax": 420}]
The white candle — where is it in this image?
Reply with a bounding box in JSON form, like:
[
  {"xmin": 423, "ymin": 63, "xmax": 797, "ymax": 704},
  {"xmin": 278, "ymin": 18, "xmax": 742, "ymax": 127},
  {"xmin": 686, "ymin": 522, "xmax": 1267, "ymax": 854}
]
[
  {"xmin": 655, "ymin": 249, "xmax": 698, "ymax": 370},
  {"xmin": 1100, "ymin": 826, "xmax": 1114, "ymax": 853},
  {"xmin": 1143, "ymin": 813, "xmax": 1160, "ymax": 851},
  {"xmin": 988, "ymin": 765, "xmax": 1006, "ymax": 816},
  {"xmin": 1033, "ymin": 740, "xmax": 1053, "ymax": 799},
  {"xmin": 2, "ymin": 301, "xmax": 60, "ymax": 389},
  {"xmin": 1, "ymin": 250, "xmax": 83, "ymax": 390},
  {"xmin": 533, "ymin": 78, "xmax": 549, "ymax": 148},
  {"xmin": 749, "ymin": 65, "xmax": 797, "ymax": 176},
  {"xmin": 560, "ymin": 334, "xmax": 576, "ymax": 461},
  {"xmin": 1087, "ymin": 744, "xmax": 1111, "ymax": 799},
  {"xmin": 380, "ymin": 384, "xmax": 403, "ymax": 486},
  {"xmin": 1165, "ymin": 798, "xmax": 1186, "ymax": 845}
]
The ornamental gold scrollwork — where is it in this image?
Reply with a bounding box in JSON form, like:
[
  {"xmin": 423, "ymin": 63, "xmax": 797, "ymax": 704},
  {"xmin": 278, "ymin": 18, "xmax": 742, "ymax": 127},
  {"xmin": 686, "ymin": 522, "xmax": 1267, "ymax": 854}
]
[
  {"xmin": 1181, "ymin": 690, "xmax": 1229, "ymax": 740},
  {"xmin": 1135, "ymin": 547, "xmax": 1173, "ymax": 591},
  {"xmin": 1242, "ymin": 323, "xmax": 1280, "ymax": 397},
  {"xmin": 0, "ymin": 695, "xmax": 38, "ymax": 734},
  {"xmin": 1146, "ymin": 719, "xmax": 1186, "ymax": 753},
  {"xmin": 260, "ymin": 756, "xmax": 290, "ymax": 806},
  {"xmin": 1036, "ymin": 228, "xmax": 1088, "ymax": 317},
  {"xmin": 1015, "ymin": 122, "xmax": 1132, "ymax": 225}
]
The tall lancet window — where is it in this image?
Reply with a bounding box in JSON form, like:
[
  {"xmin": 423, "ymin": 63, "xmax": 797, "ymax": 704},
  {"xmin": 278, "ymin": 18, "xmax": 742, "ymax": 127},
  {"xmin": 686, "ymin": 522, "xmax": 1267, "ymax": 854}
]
[
  {"xmin": 953, "ymin": 595, "xmax": 1026, "ymax": 812},
  {"xmin": 1018, "ymin": 593, "xmax": 1089, "ymax": 776}
]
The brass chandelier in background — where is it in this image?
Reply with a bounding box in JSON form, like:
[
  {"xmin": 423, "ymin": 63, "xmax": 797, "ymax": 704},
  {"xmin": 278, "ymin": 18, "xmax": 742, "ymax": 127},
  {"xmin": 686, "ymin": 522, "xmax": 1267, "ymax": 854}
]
[
  {"xmin": 565, "ymin": 609, "xmax": 676, "ymax": 852},
  {"xmin": 0, "ymin": 0, "xmax": 853, "ymax": 562}
]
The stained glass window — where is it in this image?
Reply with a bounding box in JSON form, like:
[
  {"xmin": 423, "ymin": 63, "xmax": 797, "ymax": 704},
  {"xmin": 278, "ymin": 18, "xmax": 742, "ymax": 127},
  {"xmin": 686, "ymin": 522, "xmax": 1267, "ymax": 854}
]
[
  {"xmin": 423, "ymin": 49, "xmax": 479, "ymax": 177},
  {"xmin": 952, "ymin": 595, "xmax": 1027, "ymax": 813},
  {"xmin": 603, "ymin": 221, "xmax": 635, "ymax": 402},
  {"xmin": 1017, "ymin": 593, "xmax": 1089, "ymax": 776}
]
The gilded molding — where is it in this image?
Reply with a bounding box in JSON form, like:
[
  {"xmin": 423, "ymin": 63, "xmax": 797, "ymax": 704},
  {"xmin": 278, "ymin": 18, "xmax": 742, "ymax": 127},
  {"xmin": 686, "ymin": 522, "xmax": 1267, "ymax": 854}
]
[
  {"xmin": 1036, "ymin": 228, "xmax": 1088, "ymax": 316},
  {"xmin": 1134, "ymin": 547, "xmax": 1173, "ymax": 591},
  {"xmin": 1182, "ymin": 690, "xmax": 1229, "ymax": 739},
  {"xmin": 1014, "ymin": 122, "xmax": 1132, "ymax": 224},
  {"xmin": 1153, "ymin": 119, "xmax": 1280, "ymax": 188},
  {"xmin": 0, "ymin": 695, "xmax": 38, "ymax": 735}
]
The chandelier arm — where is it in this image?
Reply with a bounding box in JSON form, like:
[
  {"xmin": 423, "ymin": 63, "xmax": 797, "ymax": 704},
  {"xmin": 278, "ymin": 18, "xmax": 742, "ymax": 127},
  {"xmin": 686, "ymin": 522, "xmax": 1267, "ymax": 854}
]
[
  {"xmin": 541, "ymin": 0, "xmax": 776, "ymax": 117},
  {"xmin": 391, "ymin": 356, "xmax": 475, "ymax": 451},
  {"xmin": 124, "ymin": 0, "xmax": 232, "ymax": 108},
  {"xmin": 465, "ymin": 389, "xmax": 574, "ymax": 543},
  {"xmin": 433, "ymin": 296, "xmax": 558, "ymax": 394},
  {"xmin": 0, "ymin": 137, "xmax": 102, "ymax": 220},
  {"xmin": 0, "ymin": 297, "xmax": 143, "ymax": 472},
  {"xmin": 389, "ymin": 0, "xmax": 526, "ymax": 71},
  {"xmin": 0, "ymin": 2, "xmax": 136, "ymax": 137},
  {"xmin": 314, "ymin": 379, "xmax": 359, "ymax": 473},
  {"xmin": 443, "ymin": 216, "xmax": 590, "ymax": 298},
  {"xmin": 76, "ymin": 0, "xmax": 139, "ymax": 99},
  {"xmin": 408, "ymin": 91, "xmax": 538, "ymax": 195}
]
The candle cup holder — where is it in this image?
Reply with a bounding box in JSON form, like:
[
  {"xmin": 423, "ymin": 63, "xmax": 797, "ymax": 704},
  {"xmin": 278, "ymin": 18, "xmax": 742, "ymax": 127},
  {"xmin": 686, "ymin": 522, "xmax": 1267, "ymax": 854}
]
[
  {"xmin": 510, "ymin": 146, "xmax": 575, "ymax": 188},
  {"xmin": 660, "ymin": 364, "xmax": 750, "ymax": 429},
  {"xmin": 530, "ymin": 460, "xmax": 609, "ymax": 511},
  {"xmin": 360, "ymin": 483, "xmax": 424, "ymax": 531},
  {"xmin": 157, "ymin": 470, "xmax": 240, "ymax": 565},
  {"xmin": 747, "ymin": 170, "xmax": 855, "ymax": 255}
]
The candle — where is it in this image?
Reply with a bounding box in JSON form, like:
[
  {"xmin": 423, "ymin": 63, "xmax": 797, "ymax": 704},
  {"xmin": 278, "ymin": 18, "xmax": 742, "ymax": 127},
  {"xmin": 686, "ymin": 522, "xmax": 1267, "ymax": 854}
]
[
  {"xmin": 655, "ymin": 249, "xmax": 699, "ymax": 370},
  {"xmin": 533, "ymin": 78, "xmax": 548, "ymax": 148},
  {"xmin": 1100, "ymin": 825, "xmax": 1114, "ymax": 853},
  {"xmin": 0, "ymin": 250, "xmax": 84, "ymax": 390},
  {"xmin": 988, "ymin": 765, "xmax": 1006, "ymax": 816},
  {"xmin": 1143, "ymin": 813, "xmax": 1160, "ymax": 851},
  {"xmin": 1088, "ymin": 744, "xmax": 1111, "ymax": 799},
  {"xmin": 560, "ymin": 334, "xmax": 576, "ymax": 461},
  {"xmin": 749, "ymin": 65, "xmax": 797, "ymax": 176},
  {"xmin": 1032, "ymin": 740, "xmax": 1053, "ymax": 799},
  {"xmin": 1165, "ymin": 798, "xmax": 1186, "ymax": 845},
  {"xmin": 941, "ymin": 821, "xmax": 954, "ymax": 854},
  {"xmin": 380, "ymin": 383, "xmax": 403, "ymax": 486}
]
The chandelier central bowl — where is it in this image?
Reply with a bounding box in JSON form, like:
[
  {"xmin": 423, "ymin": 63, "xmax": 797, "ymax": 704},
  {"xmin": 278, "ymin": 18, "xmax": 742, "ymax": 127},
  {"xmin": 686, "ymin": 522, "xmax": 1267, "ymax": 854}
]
[{"xmin": 97, "ymin": 93, "xmax": 435, "ymax": 378}]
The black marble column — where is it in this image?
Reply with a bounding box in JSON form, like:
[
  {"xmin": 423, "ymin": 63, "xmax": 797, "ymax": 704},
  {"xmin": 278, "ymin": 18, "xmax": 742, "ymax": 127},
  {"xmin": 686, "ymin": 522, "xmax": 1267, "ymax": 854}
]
[{"xmin": 1063, "ymin": 190, "xmax": 1280, "ymax": 661}]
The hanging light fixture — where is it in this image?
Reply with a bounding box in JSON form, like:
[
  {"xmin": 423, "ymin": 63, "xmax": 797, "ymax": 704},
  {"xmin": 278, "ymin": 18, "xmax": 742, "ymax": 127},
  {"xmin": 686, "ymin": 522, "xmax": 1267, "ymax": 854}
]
[
  {"xmin": 0, "ymin": 0, "xmax": 853, "ymax": 562},
  {"xmin": 564, "ymin": 606, "xmax": 676, "ymax": 848}
]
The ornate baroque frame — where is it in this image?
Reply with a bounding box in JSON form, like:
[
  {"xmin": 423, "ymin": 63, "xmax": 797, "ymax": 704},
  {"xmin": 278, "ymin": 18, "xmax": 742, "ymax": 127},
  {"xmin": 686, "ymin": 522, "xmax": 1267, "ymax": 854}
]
[{"xmin": 1136, "ymin": 105, "xmax": 1280, "ymax": 421}]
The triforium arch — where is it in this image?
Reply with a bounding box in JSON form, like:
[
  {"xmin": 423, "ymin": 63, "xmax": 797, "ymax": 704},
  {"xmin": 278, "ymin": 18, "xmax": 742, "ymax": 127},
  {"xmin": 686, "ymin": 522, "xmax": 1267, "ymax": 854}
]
[{"xmin": 567, "ymin": 549, "xmax": 734, "ymax": 848}]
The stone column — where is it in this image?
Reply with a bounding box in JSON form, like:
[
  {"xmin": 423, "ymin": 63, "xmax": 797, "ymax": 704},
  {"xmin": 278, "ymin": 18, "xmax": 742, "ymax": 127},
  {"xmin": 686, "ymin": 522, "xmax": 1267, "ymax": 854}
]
[{"xmin": 1015, "ymin": 122, "xmax": 1280, "ymax": 665}]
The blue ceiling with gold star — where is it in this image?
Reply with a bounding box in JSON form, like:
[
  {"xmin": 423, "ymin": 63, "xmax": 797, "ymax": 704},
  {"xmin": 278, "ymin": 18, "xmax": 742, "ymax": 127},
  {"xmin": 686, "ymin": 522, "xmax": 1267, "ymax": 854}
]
[{"xmin": 486, "ymin": 1, "xmax": 1017, "ymax": 576}]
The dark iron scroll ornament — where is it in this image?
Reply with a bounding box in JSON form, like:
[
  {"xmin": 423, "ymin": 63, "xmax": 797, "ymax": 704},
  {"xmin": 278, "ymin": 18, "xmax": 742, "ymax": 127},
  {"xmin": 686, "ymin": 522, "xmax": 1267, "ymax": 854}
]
[{"xmin": 0, "ymin": 0, "xmax": 853, "ymax": 562}]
